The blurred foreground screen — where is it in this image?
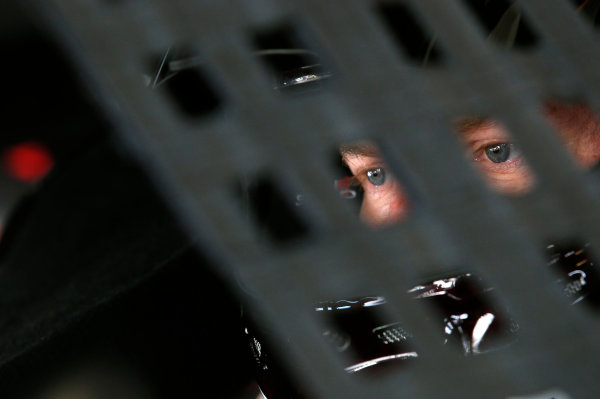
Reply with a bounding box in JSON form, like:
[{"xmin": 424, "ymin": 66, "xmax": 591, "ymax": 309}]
[{"xmin": 2, "ymin": 1, "xmax": 600, "ymax": 398}]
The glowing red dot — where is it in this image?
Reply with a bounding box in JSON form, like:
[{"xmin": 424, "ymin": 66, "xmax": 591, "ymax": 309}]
[{"xmin": 2, "ymin": 142, "xmax": 54, "ymax": 183}]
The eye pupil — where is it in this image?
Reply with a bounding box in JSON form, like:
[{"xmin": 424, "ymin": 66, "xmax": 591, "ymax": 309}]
[
  {"xmin": 485, "ymin": 143, "xmax": 511, "ymax": 163},
  {"xmin": 366, "ymin": 168, "xmax": 386, "ymax": 186}
]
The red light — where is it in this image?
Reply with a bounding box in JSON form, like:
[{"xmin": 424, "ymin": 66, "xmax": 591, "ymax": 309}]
[{"xmin": 2, "ymin": 142, "xmax": 54, "ymax": 183}]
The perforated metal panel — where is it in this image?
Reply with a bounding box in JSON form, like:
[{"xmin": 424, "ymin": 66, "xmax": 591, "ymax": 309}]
[{"xmin": 30, "ymin": 0, "xmax": 600, "ymax": 398}]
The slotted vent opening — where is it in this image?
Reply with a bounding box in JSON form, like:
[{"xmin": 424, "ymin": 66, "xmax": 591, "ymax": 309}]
[
  {"xmin": 317, "ymin": 296, "xmax": 417, "ymax": 376},
  {"xmin": 252, "ymin": 22, "xmax": 331, "ymax": 95},
  {"xmin": 376, "ymin": 2, "xmax": 444, "ymax": 66},
  {"xmin": 461, "ymin": 0, "xmax": 539, "ymax": 49},
  {"xmin": 338, "ymin": 139, "xmax": 417, "ymax": 228},
  {"xmin": 451, "ymin": 115, "xmax": 537, "ymax": 196},
  {"xmin": 545, "ymin": 240, "xmax": 600, "ymax": 311},
  {"xmin": 237, "ymin": 174, "xmax": 311, "ymax": 245},
  {"xmin": 570, "ymin": 0, "xmax": 600, "ymax": 27},
  {"xmin": 408, "ymin": 272, "xmax": 518, "ymax": 355},
  {"xmin": 148, "ymin": 48, "xmax": 222, "ymax": 118}
]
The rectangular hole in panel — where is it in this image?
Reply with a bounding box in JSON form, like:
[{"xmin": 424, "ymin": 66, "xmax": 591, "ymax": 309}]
[
  {"xmin": 453, "ymin": 101, "xmax": 600, "ymax": 195},
  {"xmin": 147, "ymin": 47, "xmax": 222, "ymax": 119},
  {"xmin": 339, "ymin": 139, "xmax": 419, "ymax": 228},
  {"xmin": 251, "ymin": 23, "xmax": 332, "ymax": 95},
  {"xmin": 409, "ymin": 272, "xmax": 518, "ymax": 355},
  {"xmin": 376, "ymin": 2, "xmax": 444, "ymax": 66},
  {"xmin": 235, "ymin": 174, "xmax": 311, "ymax": 246},
  {"xmin": 452, "ymin": 116, "xmax": 537, "ymax": 196},
  {"xmin": 317, "ymin": 296, "xmax": 418, "ymax": 377},
  {"xmin": 545, "ymin": 240, "xmax": 600, "ymax": 311},
  {"xmin": 461, "ymin": 0, "xmax": 539, "ymax": 49},
  {"xmin": 570, "ymin": 0, "xmax": 600, "ymax": 27}
]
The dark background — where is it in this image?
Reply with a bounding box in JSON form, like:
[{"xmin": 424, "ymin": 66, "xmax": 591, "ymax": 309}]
[{"xmin": 0, "ymin": 2, "xmax": 252, "ymax": 397}]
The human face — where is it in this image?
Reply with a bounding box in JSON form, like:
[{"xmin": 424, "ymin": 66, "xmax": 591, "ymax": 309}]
[{"xmin": 341, "ymin": 103, "xmax": 600, "ymax": 227}]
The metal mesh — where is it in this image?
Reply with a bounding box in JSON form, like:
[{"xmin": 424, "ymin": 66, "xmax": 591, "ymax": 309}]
[{"xmin": 32, "ymin": 0, "xmax": 600, "ymax": 397}]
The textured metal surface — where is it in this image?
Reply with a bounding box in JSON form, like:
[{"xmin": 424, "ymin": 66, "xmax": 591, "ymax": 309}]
[{"xmin": 31, "ymin": 0, "xmax": 600, "ymax": 397}]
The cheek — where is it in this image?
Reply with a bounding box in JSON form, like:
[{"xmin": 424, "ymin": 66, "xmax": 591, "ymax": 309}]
[
  {"xmin": 544, "ymin": 104, "xmax": 600, "ymax": 169},
  {"xmin": 478, "ymin": 166, "xmax": 536, "ymax": 195},
  {"xmin": 360, "ymin": 184, "xmax": 410, "ymax": 227}
]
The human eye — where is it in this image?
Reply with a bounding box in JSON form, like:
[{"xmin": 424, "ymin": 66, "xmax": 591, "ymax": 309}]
[
  {"xmin": 453, "ymin": 117, "xmax": 535, "ymax": 195},
  {"xmin": 352, "ymin": 165, "xmax": 392, "ymax": 193},
  {"xmin": 474, "ymin": 142, "xmax": 523, "ymax": 166},
  {"xmin": 365, "ymin": 167, "xmax": 387, "ymax": 186},
  {"xmin": 336, "ymin": 166, "xmax": 389, "ymax": 199},
  {"xmin": 470, "ymin": 140, "xmax": 528, "ymax": 186},
  {"xmin": 336, "ymin": 163, "xmax": 395, "ymax": 207},
  {"xmin": 340, "ymin": 146, "xmax": 411, "ymax": 226}
]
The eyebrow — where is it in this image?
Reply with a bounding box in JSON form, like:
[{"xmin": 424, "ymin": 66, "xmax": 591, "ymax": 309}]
[
  {"xmin": 454, "ymin": 116, "xmax": 494, "ymax": 134},
  {"xmin": 340, "ymin": 140, "xmax": 380, "ymax": 159}
]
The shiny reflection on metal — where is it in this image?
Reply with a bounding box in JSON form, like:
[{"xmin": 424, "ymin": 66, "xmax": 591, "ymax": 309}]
[
  {"xmin": 408, "ymin": 276, "xmax": 460, "ymax": 298},
  {"xmin": 314, "ymin": 297, "xmax": 386, "ymax": 311},
  {"xmin": 334, "ymin": 176, "xmax": 359, "ymax": 200},
  {"xmin": 471, "ymin": 313, "xmax": 495, "ymax": 353},
  {"xmin": 363, "ymin": 297, "xmax": 386, "ymax": 307},
  {"xmin": 344, "ymin": 352, "xmax": 419, "ymax": 374}
]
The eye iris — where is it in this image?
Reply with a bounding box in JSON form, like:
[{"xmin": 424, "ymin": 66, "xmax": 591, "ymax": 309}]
[
  {"xmin": 366, "ymin": 168, "xmax": 386, "ymax": 186},
  {"xmin": 485, "ymin": 143, "xmax": 511, "ymax": 163}
]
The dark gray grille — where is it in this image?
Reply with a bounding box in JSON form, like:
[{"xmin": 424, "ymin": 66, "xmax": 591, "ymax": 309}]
[{"xmin": 30, "ymin": 0, "xmax": 600, "ymax": 397}]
